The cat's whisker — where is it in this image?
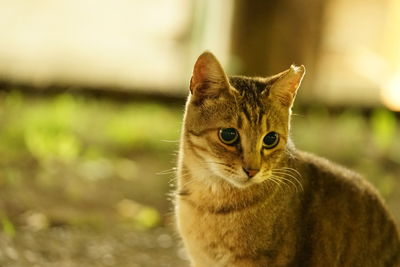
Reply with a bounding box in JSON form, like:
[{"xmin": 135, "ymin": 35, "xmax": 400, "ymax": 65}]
[
  {"xmin": 157, "ymin": 168, "xmax": 177, "ymax": 175},
  {"xmin": 270, "ymin": 175, "xmax": 294, "ymax": 193},
  {"xmin": 270, "ymin": 172, "xmax": 301, "ymax": 193},
  {"xmin": 267, "ymin": 176, "xmax": 286, "ymax": 192},
  {"xmin": 276, "ymin": 175, "xmax": 300, "ymax": 192},
  {"xmin": 271, "ymin": 177, "xmax": 292, "ymax": 194},
  {"xmin": 280, "ymin": 172, "xmax": 303, "ymax": 192},
  {"xmin": 271, "ymin": 174, "xmax": 301, "ymax": 193},
  {"xmin": 263, "ymin": 173, "xmax": 287, "ymax": 192},
  {"xmin": 272, "ymin": 169, "xmax": 304, "ymax": 192},
  {"xmin": 274, "ymin": 168, "xmax": 302, "ymax": 180},
  {"xmin": 200, "ymin": 161, "xmax": 232, "ymax": 167},
  {"xmin": 160, "ymin": 139, "xmax": 180, "ymax": 143},
  {"xmin": 176, "ymin": 167, "xmax": 223, "ymax": 189},
  {"xmin": 178, "ymin": 176, "xmax": 200, "ymax": 188},
  {"xmin": 272, "ymin": 170, "xmax": 302, "ymax": 183},
  {"xmin": 279, "ymin": 167, "xmax": 302, "ymax": 178}
]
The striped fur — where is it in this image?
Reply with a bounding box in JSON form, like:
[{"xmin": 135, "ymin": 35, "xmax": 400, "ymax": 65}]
[{"xmin": 175, "ymin": 52, "xmax": 400, "ymax": 267}]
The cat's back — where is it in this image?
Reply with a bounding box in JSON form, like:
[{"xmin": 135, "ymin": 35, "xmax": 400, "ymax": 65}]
[{"xmin": 293, "ymin": 150, "xmax": 400, "ymax": 266}]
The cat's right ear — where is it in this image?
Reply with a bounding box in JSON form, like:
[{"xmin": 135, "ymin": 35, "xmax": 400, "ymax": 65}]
[{"xmin": 189, "ymin": 52, "xmax": 230, "ymax": 100}]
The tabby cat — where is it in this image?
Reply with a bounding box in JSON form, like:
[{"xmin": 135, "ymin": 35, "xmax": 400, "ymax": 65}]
[{"xmin": 175, "ymin": 51, "xmax": 400, "ymax": 266}]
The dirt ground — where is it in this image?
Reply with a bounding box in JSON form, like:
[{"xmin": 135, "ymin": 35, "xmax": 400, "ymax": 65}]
[
  {"xmin": 0, "ymin": 227, "xmax": 188, "ymax": 267},
  {"xmin": 0, "ymin": 150, "xmax": 189, "ymax": 267}
]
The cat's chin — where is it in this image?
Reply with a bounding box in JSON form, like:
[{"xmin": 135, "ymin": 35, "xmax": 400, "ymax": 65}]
[
  {"xmin": 221, "ymin": 176, "xmax": 255, "ymax": 189},
  {"xmin": 229, "ymin": 180, "xmax": 253, "ymax": 189},
  {"xmin": 222, "ymin": 174, "xmax": 272, "ymax": 189},
  {"xmin": 209, "ymin": 168, "xmax": 264, "ymax": 189}
]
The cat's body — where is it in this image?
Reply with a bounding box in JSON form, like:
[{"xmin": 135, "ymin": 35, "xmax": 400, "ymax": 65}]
[{"xmin": 175, "ymin": 52, "xmax": 400, "ymax": 266}]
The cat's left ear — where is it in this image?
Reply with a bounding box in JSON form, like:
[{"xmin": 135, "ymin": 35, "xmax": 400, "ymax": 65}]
[{"xmin": 269, "ymin": 65, "xmax": 305, "ymax": 108}]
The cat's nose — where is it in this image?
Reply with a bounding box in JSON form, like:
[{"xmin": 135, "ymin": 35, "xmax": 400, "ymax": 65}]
[{"xmin": 243, "ymin": 167, "xmax": 259, "ymax": 178}]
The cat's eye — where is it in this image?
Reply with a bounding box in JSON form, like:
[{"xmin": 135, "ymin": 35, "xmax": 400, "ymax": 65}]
[
  {"xmin": 219, "ymin": 128, "xmax": 239, "ymax": 145},
  {"xmin": 263, "ymin": 132, "xmax": 279, "ymax": 149}
]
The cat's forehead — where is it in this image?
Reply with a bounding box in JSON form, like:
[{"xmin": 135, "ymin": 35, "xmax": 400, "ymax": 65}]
[
  {"xmin": 228, "ymin": 76, "xmax": 273, "ymax": 120},
  {"xmin": 187, "ymin": 75, "xmax": 285, "ymax": 130},
  {"xmin": 229, "ymin": 76, "xmax": 271, "ymax": 96}
]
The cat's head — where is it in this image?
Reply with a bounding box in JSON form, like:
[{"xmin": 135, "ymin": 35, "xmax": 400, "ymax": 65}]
[{"xmin": 182, "ymin": 51, "xmax": 305, "ymax": 188}]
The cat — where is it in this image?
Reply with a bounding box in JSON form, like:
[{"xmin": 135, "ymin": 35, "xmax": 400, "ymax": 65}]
[{"xmin": 174, "ymin": 51, "xmax": 400, "ymax": 267}]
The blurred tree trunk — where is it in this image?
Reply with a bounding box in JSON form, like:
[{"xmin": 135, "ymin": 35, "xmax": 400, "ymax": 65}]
[{"xmin": 230, "ymin": 0, "xmax": 327, "ymax": 92}]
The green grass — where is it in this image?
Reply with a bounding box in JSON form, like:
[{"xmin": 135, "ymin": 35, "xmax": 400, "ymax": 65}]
[{"xmin": 0, "ymin": 92, "xmax": 182, "ymax": 162}]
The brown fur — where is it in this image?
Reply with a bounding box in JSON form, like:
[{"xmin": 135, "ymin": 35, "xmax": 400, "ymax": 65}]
[{"xmin": 175, "ymin": 52, "xmax": 400, "ymax": 266}]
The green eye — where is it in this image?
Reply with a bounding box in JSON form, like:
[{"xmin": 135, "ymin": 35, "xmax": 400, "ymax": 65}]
[
  {"xmin": 263, "ymin": 132, "xmax": 279, "ymax": 149},
  {"xmin": 219, "ymin": 128, "xmax": 239, "ymax": 145}
]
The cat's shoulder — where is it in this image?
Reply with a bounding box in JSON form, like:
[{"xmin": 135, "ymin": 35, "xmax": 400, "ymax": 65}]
[
  {"xmin": 292, "ymin": 150, "xmax": 379, "ymax": 198},
  {"xmin": 293, "ymin": 150, "xmax": 357, "ymax": 175}
]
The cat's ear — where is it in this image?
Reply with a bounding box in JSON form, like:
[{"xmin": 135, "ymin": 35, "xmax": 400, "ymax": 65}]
[
  {"xmin": 189, "ymin": 51, "xmax": 230, "ymax": 100},
  {"xmin": 269, "ymin": 65, "xmax": 305, "ymax": 108}
]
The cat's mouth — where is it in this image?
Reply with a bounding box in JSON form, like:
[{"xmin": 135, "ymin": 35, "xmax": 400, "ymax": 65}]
[
  {"xmin": 222, "ymin": 169, "xmax": 274, "ymax": 188},
  {"xmin": 207, "ymin": 162, "xmax": 267, "ymax": 188}
]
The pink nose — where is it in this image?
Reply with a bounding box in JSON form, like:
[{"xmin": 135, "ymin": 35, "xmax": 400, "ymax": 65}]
[{"xmin": 243, "ymin": 168, "xmax": 259, "ymax": 178}]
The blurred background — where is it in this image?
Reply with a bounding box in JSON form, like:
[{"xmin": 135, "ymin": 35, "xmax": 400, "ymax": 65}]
[{"xmin": 0, "ymin": 0, "xmax": 399, "ymax": 266}]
